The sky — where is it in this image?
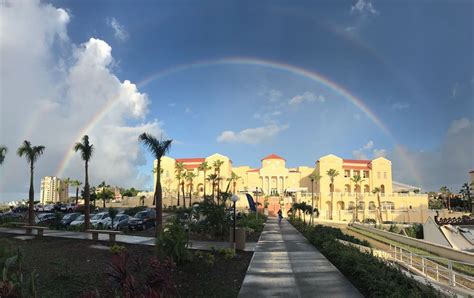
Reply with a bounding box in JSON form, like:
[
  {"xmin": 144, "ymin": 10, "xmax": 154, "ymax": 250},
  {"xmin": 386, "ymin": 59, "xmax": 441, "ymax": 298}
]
[{"xmin": 0, "ymin": 0, "xmax": 473, "ymax": 200}]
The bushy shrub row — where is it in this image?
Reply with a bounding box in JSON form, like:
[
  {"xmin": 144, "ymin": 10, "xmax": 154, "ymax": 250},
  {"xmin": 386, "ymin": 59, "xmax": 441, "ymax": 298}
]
[
  {"xmin": 290, "ymin": 219, "xmax": 439, "ymax": 297},
  {"xmin": 238, "ymin": 213, "xmax": 267, "ymax": 232}
]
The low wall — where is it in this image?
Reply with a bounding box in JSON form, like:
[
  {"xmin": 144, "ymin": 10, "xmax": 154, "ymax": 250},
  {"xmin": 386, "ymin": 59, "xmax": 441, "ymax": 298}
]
[{"xmin": 352, "ymin": 223, "xmax": 474, "ymax": 264}]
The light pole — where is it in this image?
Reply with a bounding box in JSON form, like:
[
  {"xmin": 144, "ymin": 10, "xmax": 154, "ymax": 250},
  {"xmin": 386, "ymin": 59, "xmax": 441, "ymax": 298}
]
[
  {"xmin": 231, "ymin": 194, "xmax": 239, "ymax": 249},
  {"xmin": 310, "ymin": 177, "xmax": 314, "ymax": 226},
  {"xmin": 255, "ymin": 187, "xmax": 259, "ymax": 220}
]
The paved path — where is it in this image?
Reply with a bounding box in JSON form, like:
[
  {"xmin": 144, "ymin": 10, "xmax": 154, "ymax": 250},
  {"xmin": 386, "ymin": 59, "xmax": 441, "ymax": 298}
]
[
  {"xmin": 0, "ymin": 227, "xmax": 256, "ymax": 252},
  {"xmin": 238, "ymin": 218, "xmax": 362, "ymax": 298}
]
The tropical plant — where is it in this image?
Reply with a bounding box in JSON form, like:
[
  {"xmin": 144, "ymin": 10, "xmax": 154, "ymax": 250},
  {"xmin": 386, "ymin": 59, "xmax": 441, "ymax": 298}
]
[
  {"xmin": 108, "ymin": 207, "xmax": 118, "ymax": 227},
  {"xmin": 175, "ymin": 161, "xmax": 185, "ymax": 207},
  {"xmin": 351, "ymin": 175, "xmax": 365, "ymax": 222},
  {"xmin": 97, "ymin": 181, "xmax": 111, "ymax": 209},
  {"xmin": 326, "ymin": 169, "xmax": 339, "ymax": 220},
  {"xmin": 213, "ymin": 159, "xmax": 224, "ymax": 196},
  {"xmin": 460, "ymin": 182, "xmax": 473, "ymax": 213},
  {"xmin": 139, "ymin": 133, "xmax": 172, "ymax": 236},
  {"xmin": 228, "ymin": 171, "xmax": 241, "ymax": 194},
  {"xmin": 439, "ymin": 185, "xmax": 451, "ymax": 210},
  {"xmin": 198, "ymin": 161, "xmax": 211, "ymax": 197},
  {"xmin": 185, "ymin": 171, "xmax": 197, "ymax": 207},
  {"xmin": 372, "ymin": 187, "xmax": 383, "ymax": 223},
  {"xmin": 0, "ymin": 145, "xmax": 6, "ymax": 165},
  {"xmin": 17, "ymin": 140, "xmax": 45, "ymax": 225},
  {"xmin": 207, "ymin": 174, "xmax": 219, "ymax": 202},
  {"xmin": 74, "ymin": 135, "xmax": 94, "ymax": 230},
  {"xmin": 70, "ymin": 180, "xmax": 82, "ymax": 205},
  {"xmin": 156, "ymin": 219, "xmax": 190, "ymax": 264},
  {"xmin": 308, "ymin": 171, "xmax": 322, "ymax": 224}
]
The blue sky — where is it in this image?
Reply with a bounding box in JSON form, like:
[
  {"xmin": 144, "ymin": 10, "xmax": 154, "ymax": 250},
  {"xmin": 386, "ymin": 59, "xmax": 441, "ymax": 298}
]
[{"xmin": 1, "ymin": 0, "xmax": 473, "ymax": 199}]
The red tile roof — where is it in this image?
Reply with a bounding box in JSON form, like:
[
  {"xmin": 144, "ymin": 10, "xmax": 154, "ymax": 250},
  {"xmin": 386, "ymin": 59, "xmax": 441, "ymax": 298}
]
[
  {"xmin": 261, "ymin": 153, "xmax": 285, "ymax": 161},
  {"xmin": 343, "ymin": 159, "xmax": 371, "ymax": 164},
  {"xmin": 175, "ymin": 158, "xmax": 205, "ymax": 163},
  {"xmin": 342, "ymin": 166, "xmax": 370, "ymax": 170},
  {"xmin": 247, "ymin": 168, "xmax": 260, "ymax": 172}
]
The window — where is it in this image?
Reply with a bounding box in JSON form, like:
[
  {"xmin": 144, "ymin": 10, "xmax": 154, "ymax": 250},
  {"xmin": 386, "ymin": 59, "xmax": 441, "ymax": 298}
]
[
  {"xmin": 354, "ymin": 185, "xmax": 360, "ymax": 192},
  {"xmin": 348, "ymin": 201, "xmax": 355, "ymax": 210},
  {"xmin": 381, "ymin": 201, "xmax": 394, "ymax": 210},
  {"xmin": 363, "ymin": 171, "xmax": 369, "ymax": 178},
  {"xmin": 344, "ymin": 170, "xmax": 350, "ymax": 178},
  {"xmin": 353, "ymin": 170, "xmax": 360, "ymax": 177},
  {"xmin": 383, "ymin": 172, "xmax": 387, "ymax": 179},
  {"xmin": 345, "ymin": 184, "xmax": 351, "ymax": 193},
  {"xmin": 357, "ymin": 201, "xmax": 365, "ymax": 210},
  {"xmin": 368, "ymin": 201, "xmax": 376, "ymax": 210},
  {"xmin": 377, "ymin": 171, "xmax": 381, "ymax": 179},
  {"xmin": 364, "ymin": 185, "xmax": 370, "ymax": 193}
]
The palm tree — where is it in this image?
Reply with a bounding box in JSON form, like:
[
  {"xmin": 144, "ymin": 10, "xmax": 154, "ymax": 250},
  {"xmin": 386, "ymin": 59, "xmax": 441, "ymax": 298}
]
[
  {"xmin": 198, "ymin": 161, "xmax": 211, "ymax": 197},
  {"xmin": 71, "ymin": 180, "xmax": 82, "ymax": 205},
  {"xmin": 74, "ymin": 135, "xmax": 94, "ymax": 230},
  {"xmin": 62, "ymin": 177, "xmax": 71, "ymax": 202},
  {"xmin": 98, "ymin": 181, "xmax": 110, "ymax": 209},
  {"xmin": 351, "ymin": 175, "xmax": 365, "ymax": 222},
  {"xmin": 0, "ymin": 145, "xmax": 7, "ymax": 165},
  {"xmin": 439, "ymin": 186, "xmax": 451, "ymax": 210},
  {"xmin": 17, "ymin": 140, "xmax": 45, "ymax": 225},
  {"xmin": 460, "ymin": 182, "xmax": 473, "ymax": 213},
  {"xmin": 229, "ymin": 172, "xmax": 241, "ymax": 194},
  {"xmin": 213, "ymin": 159, "xmax": 224, "ymax": 196},
  {"xmin": 138, "ymin": 133, "xmax": 172, "ymax": 236},
  {"xmin": 185, "ymin": 171, "xmax": 197, "ymax": 207},
  {"xmin": 175, "ymin": 161, "xmax": 185, "ymax": 206},
  {"xmin": 309, "ymin": 172, "xmax": 322, "ymax": 225},
  {"xmin": 56, "ymin": 185, "xmax": 64, "ymax": 203},
  {"xmin": 326, "ymin": 169, "xmax": 339, "ymax": 220},
  {"xmin": 207, "ymin": 174, "xmax": 219, "ymax": 203},
  {"xmin": 372, "ymin": 187, "xmax": 383, "ymax": 223}
]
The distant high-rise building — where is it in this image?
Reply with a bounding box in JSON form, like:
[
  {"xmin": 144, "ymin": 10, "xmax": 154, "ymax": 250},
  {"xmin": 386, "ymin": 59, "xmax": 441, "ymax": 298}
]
[{"xmin": 40, "ymin": 176, "xmax": 69, "ymax": 204}]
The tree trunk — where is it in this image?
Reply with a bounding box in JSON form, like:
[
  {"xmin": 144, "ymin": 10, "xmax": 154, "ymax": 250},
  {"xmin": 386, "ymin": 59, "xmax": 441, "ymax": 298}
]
[
  {"xmin": 203, "ymin": 170, "xmax": 206, "ymax": 197},
  {"xmin": 155, "ymin": 158, "xmax": 163, "ymax": 236},
  {"xmin": 75, "ymin": 187, "xmax": 79, "ymax": 205},
  {"xmin": 182, "ymin": 182, "xmax": 186, "ymax": 208},
  {"xmin": 355, "ymin": 193, "xmax": 359, "ymax": 222},
  {"xmin": 28, "ymin": 164, "xmax": 34, "ymax": 225},
  {"xmin": 84, "ymin": 161, "xmax": 90, "ymax": 231},
  {"xmin": 189, "ymin": 184, "xmax": 192, "ymax": 207},
  {"xmin": 377, "ymin": 193, "xmax": 383, "ymax": 223},
  {"xmin": 103, "ymin": 189, "xmax": 106, "ymax": 209},
  {"xmin": 177, "ymin": 180, "xmax": 180, "ymax": 206}
]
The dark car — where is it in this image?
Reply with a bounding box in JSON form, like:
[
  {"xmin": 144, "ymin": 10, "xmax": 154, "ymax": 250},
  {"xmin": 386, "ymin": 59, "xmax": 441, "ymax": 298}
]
[
  {"xmin": 60, "ymin": 212, "xmax": 81, "ymax": 227},
  {"xmin": 128, "ymin": 209, "xmax": 156, "ymax": 230}
]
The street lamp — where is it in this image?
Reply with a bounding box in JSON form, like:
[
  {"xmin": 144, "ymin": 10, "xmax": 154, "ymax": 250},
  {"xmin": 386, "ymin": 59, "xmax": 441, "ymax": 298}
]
[
  {"xmin": 310, "ymin": 177, "xmax": 314, "ymax": 226},
  {"xmin": 254, "ymin": 187, "xmax": 259, "ymax": 220},
  {"xmin": 231, "ymin": 194, "xmax": 240, "ymax": 247}
]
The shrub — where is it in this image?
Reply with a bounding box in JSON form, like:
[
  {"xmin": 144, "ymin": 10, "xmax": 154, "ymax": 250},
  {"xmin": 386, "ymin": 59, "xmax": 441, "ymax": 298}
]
[
  {"xmin": 110, "ymin": 244, "xmax": 127, "ymax": 255},
  {"xmin": 237, "ymin": 213, "xmax": 267, "ymax": 232},
  {"xmin": 156, "ymin": 220, "xmax": 190, "ymax": 264},
  {"xmin": 205, "ymin": 253, "xmax": 215, "ymax": 267},
  {"xmin": 218, "ymin": 248, "xmax": 235, "ymax": 260},
  {"xmin": 193, "ymin": 199, "xmax": 230, "ymax": 237},
  {"xmin": 404, "ymin": 224, "xmax": 424, "ymax": 239}
]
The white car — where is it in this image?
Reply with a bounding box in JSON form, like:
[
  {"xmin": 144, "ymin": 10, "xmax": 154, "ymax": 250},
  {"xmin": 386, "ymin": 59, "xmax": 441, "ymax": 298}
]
[
  {"xmin": 70, "ymin": 214, "xmax": 85, "ymax": 227},
  {"xmin": 43, "ymin": 204, "xmax": 55, "ymax": 212},
  {"xmin": 90, "ymin": 212, "xmax": 110, "ymax": 228}
]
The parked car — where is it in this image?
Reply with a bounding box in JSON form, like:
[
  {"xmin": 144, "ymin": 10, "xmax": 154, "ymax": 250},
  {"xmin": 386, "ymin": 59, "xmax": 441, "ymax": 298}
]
[
  {"xmin": 70, "ymin": 214, "xmax": 85, "ymax": 227},
  {"xmin": 35, "ymin": 213, "xmax": 56, "ymax": 224},
  {"xmin": 105, "ymin": 214, "xmax": 131, "ymax": 231},
  {"xmin": 12, "ymin": 205, "xmax": 28, "ymax": 213},
  {"xmin": 128, "ymin": 209, "xmax": 156, "ymax": 230},
  {"xmin": 43, "ymin": 204, "xmax": 55, "ymax": 212},
  {"xmin": 0, "ymin": 211, "xmax": 23, "ymax": 220},
  {"xmin": 90, "ymin": 212, "xmax": 110, "ymax": 228},
  {"xmin": 35, "ymin": 204, "xmax": 44, "ymax": 212},
  {"xmin": 60, "ymin": 212, "xmax": 81, "ymax": 227},
  {"xmin": 66, "ymin": 203, "xmax": 76, "ymax": 212}
]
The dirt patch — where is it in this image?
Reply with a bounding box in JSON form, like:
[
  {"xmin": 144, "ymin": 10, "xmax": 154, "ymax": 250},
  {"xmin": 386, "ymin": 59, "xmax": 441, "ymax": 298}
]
[{"xmin": 0, "ymin": 233, "xmax": 252, "ymax": 297}]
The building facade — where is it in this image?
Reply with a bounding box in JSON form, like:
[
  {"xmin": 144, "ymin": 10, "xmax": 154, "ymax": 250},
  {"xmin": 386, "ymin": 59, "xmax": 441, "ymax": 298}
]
[
  {"xmin": 154, "ymin": 153, "xmax": 428, "ymax": 223},
  {"xmin": 40, "ymin": 176, "xmax": 69, "ymax": 204}
]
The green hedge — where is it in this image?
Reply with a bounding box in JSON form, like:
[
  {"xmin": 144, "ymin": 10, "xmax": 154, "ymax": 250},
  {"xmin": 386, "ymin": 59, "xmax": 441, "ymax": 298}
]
[{"xmin": 290, "ymin": 219, "xmax": 440, "ymax": 297}]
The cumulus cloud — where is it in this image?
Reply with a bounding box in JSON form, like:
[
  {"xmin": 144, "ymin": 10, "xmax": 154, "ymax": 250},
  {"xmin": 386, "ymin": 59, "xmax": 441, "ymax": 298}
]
[
  {"xmin": 106, "ymin": 17, "xmax": 129, "ymax": 41},
  {"xmin": 289, "ymin": 92, "xmax": 325, "ymax": 105},
  {"xmin": 217, "ymin": 124, "xmax": 289, "ymax": 144},
  {"xmin": 0, "ymin": 1, "xmax": 161, "ymax": 199},
  {"xmin": 390, "ymin": 118, "xmax": 474, "ymax": 191},
  {"xmin": 258, "ymin": 88, "xmax": 283, "ymax": 102},
  {"xmin": 350, "ymin": 0, "xmax": 378, "ymax": 15},
  {"xmin": 352, "ymin": 140, "xmax": 386, "ymax": 160}
]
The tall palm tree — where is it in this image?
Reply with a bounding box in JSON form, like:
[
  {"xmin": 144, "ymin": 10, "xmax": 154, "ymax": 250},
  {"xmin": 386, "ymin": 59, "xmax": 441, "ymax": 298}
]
[
  {"xmin": 372, "ymin": 187, "xmax": 383, "ymax": 223},
  {"xmin": 139, "ymin": 133, "xmax": 172, "ymax": 236},
  {"xmin": 0, "ymin": 145, "xmax": 7, "ymax": 165},
  {"xmin": 74, "ymin": 135, "xmax": 94, "ymax": 230},
  {"xmin": 309, "ymin": 171, "xmax": 322, "ymax": 225},
  {"xmin": 207, "ymin": 174, "xmax": 219, "ymax": 203},
  {"xmin": 460, "ymin": 182, "xmax": 473, "ymax": 213},
  {"xmin": 98, "ymin": 181, "xmax": 110, "ymax": 209},
  {"xmin": 326, "ymin": 169, "xmax": 339, "ymax": 220},
  {"xmin": 186, "ymin": 171, "xmax": 197, "ymax": 207},
  {"xmin": 62, "ymin": 177, "xmax": 71, "ymax": 202},
  {"xmin": 71, "ymin": 180, "xmax": 82, "ymax": 205},
  {"xmin": 351, "ymin": 175, "xmax": 365, "ymax": 222},
  {"xmin": 56, "ymin": 185, "xmax": 64, "ymax": 203},
  {"xmin": 213, "ymin": 159, "xmax": 224, "ymax": 196},
  {"xmin": 439, "ymin": 186, "xmax": 451, "ymax": 210},
  {"xmin": 175, "ymin": 161, "xmax": 185, "ymax": 206},
  {"xmin": 198, "ymin": 161, "xmax": 211, "ymax": 197},
  {"xmin": 229, "ymin": 172, "xmax": 241, "ymax": 194},
  {"xmin": 17, "ymin": 141, "xmax": 45, "ymax": 225}
]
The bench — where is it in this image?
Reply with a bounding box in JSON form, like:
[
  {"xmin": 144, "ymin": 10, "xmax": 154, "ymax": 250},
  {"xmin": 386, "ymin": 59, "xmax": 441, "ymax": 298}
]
[
  {"xmin": 23, "ymin": 226, "xmax": 47, "ymax": 237},
  {"xmin": 86, "ymin": 230, "xmax": 122, "ymax": 243}
]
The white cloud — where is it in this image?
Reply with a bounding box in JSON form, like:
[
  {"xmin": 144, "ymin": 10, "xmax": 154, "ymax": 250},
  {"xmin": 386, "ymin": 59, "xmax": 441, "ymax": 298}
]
[
  {"xmin": 373, "ymin": 148, "xmax": 387, "ymax": 158},
  {"xmin": 391, "ymin": 102, "xmax": 410, "ymax": 110},
  {"xmin": 289, "ymin": 92, "xmax": 325, "ymax": 105},
  {"xmin": 0, "ymin": 1, "xmax": 160, "ymax": 199},
  {"xmin": 352, "ymin": 140, "xmax": 385, "ymax": 160},
  {"xmin": 217, "ymin": 124, "xmax": 289, "ymax": 144},
  {"xmin": 258, "ymin": 88, "xmax": 283, "ymax": 102},
  {"xmin": 390, "ymin": 118, "xmax": 474, "ymax": 191},
  {"xmin": 106, "ymin": 17, "xmax": 128, "ymax": 41},
  {"xmin": 350, "ymin": 0, "xmax": 378, "ymax": 15},
  {"xmin": 363, "ymin": 140, "xmax": 374, "ymax": 150}
]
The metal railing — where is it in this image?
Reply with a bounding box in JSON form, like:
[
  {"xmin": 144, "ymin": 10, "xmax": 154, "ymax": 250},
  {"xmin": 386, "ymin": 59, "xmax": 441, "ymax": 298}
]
[{"xmin": 388, "ymin": 244, "xmax": 474, "ymax": 292}]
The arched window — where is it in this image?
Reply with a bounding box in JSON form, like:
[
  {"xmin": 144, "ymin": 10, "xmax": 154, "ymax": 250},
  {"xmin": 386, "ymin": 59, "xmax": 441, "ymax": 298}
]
[
  {"xmin": 364, "ymin": 185, "xmax": 370, "ymax": 193},
  {"xmin": 357, "ymin": 201, "xmax": 365, "ymax": 210},
  {"xmin": 368, "ymin": 201, "xmax": 376, "ymax": 210},
  {"xmin": 345, "ymin": 184, "xmax": 351, "ymax": 193},
  {"xmin": 380, "ymin": 184, "xmax": 385, "ymax": 194},
  {"xmin": 348, "ymin": 201, "xmax": 355, "ymax": 210},
  {"xmin": 337, "ymin": 201, "xmax": 345, "ymax": 210},
  {"xmin": 354, "ymin": 185, "xmax": 361, "ymax": 193}
]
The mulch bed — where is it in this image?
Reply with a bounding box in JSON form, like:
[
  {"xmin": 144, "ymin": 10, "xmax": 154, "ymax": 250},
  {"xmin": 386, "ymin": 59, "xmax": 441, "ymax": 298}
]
[{"xmin": 0, "ymin": 233, "xmax": 252, "ymax": 297}]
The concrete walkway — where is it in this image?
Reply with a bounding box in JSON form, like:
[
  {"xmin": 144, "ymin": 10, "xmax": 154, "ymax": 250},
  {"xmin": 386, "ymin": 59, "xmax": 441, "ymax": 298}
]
[
  {"xmin": 238, "ymin": 218, "xmax": 362, "ymax": 298},
  {"xmin": 0, "ymin": 227, "xmax": 257, "ymax": 252}
]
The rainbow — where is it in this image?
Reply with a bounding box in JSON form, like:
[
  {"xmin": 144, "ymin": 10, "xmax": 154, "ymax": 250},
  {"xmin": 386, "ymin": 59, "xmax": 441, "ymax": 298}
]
[{"xmin": 55, "ymin": 57, "xmax": 422, "ymax": 186}]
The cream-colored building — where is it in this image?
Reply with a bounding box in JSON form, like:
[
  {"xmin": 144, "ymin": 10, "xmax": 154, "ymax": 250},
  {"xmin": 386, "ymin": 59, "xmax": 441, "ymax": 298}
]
[
  {"xmin": 40, "ymin": 176, "xmax": 69, "ymax": 204},
  {"xmin": 154, "ymin": 153, "xmax": 428, "ymax": 223}
]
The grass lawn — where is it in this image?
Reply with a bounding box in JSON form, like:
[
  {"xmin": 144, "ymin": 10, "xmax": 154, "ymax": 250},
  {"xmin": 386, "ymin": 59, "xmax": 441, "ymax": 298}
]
[{"xmin": 0, "ymin": 233, "xmax": 252, "ymax": 297}]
